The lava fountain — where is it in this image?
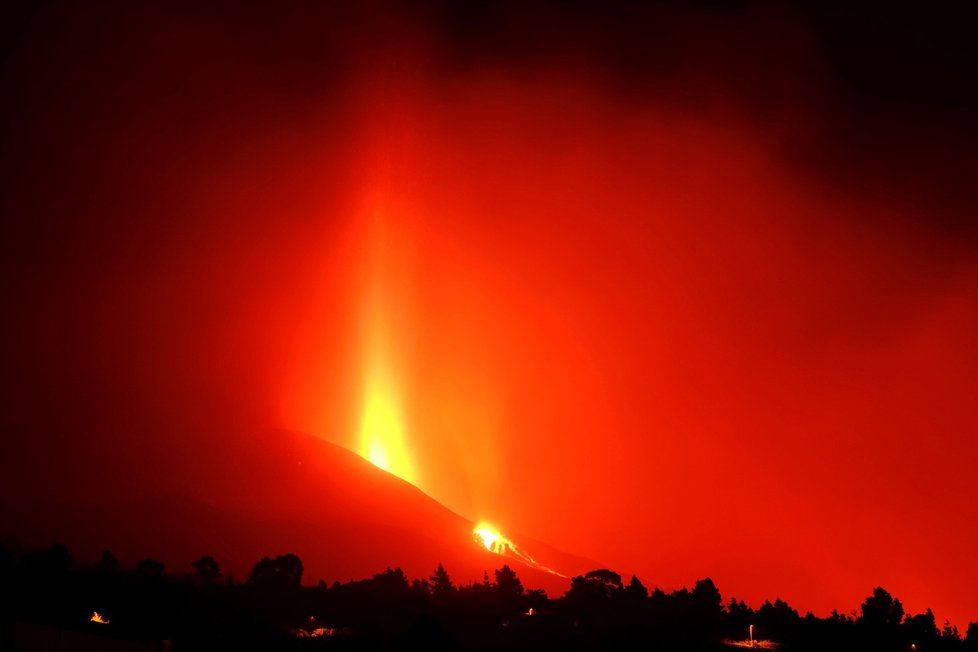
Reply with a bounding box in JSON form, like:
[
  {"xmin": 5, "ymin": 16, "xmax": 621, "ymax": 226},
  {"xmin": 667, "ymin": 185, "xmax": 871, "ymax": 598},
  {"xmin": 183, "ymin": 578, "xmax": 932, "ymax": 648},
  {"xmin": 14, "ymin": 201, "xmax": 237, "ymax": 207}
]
[
  {"xmin": 354, "ymin": 171, "xmax": 417, "ymax": 486},
  {"xmin": 359, "ymin": 373, "xmax": 414, "ymax": 484}
]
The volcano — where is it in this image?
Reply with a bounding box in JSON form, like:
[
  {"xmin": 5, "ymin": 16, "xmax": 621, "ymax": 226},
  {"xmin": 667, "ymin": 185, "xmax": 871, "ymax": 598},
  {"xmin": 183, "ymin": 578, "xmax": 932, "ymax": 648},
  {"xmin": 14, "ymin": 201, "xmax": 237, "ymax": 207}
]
[{"xmin": 0, "ymin": 430, "xmax": 597, "ymax": 594}]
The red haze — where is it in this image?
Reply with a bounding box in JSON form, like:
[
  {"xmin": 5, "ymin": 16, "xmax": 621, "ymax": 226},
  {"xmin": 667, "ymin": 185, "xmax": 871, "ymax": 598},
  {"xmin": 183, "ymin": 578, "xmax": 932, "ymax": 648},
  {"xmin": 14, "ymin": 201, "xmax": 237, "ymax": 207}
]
[
  {"xmin": 2, "ymin": 0, "xmax": 976, "ymax": 629},
  {"xmin": 287, "ymin": 69, "xmax": 978, "ymax": 626}
]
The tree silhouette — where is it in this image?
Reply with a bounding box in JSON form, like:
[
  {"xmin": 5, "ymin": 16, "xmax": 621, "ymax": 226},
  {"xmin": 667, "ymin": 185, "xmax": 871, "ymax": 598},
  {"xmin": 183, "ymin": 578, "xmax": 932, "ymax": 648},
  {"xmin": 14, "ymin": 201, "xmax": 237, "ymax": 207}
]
[
  {"xmin": 620, "ymin": 575, "xmax": 649, "ymax": 623},
  {"xmin": 136, "ymin": 558, "xmax": 165, "ymax": 577},
  {"xmin": 859, "ymin": 586, "xmax": 904, "ymax": 628},
  {"xmin": 429, "ymin": 563, "xmax": 454, "ymax": 597},
  {"xmin": 0, "ymin": 544, "xmax": 12, "ymax": 579},
  {"xmin": 23, "ymin": 543, "xmax": 71, "ymax": 577},
  {"xmin": 99, "ymin": 550, "xmax": 117, "ymax": 573},
  {"xmin": 494, "ymin": 565, "xmax": 523, "ymax": 598},
  {"xmin": 965, "ymin": 621, "xmax": 978, "ymax": 648},
  {"xmin": 585, "ymin": 568, "xmax": 623, "ymax": 590},
  {"xmin": 726, "ymin": 597, "xmax": 755, "ymax": 633},
  {"xmin": 526, "ymin": 588, "xmax": 548, "ymax": 611},
  {"xmin": 944, "ymin": 619, "xmax": 961, "ymax": 641},
  {"xmin": 904, "ymin": 608, "xmax": 940, "ymax": 644},
  {"xmin": 3, "ymin": 542, "xmax": 975, "ymax": 652},
  {"xmin": 566, "ymin": 572, "xmax": 616, "ymax": 616},
  {"xmin": 828, "ymin": 609, "xmax": 853, "ymax": 623},
  {"xmin": 192, "ymin": 555, "xmax": 222, "ymax": 582},
  {"xmin": 248, "ymin": 553, "xmax": 303, "ymax": 589},
  {"xmin": 369, "ymin": 566, "xmax": 411, "ymax": 600},
  {"xmin": 692, "ymin": 577, "xmax": 722, "ymax": 616},
  {"xmin": 568, "ymin": 568, "xmax": 623, "ymax": 605},
  {"xmin": 757, "ymin": 598, "xmax": 800, "ymax": 640},
  {"xmin": 625, "ymin": 574, "xmax": 648, "ymax": 601}
]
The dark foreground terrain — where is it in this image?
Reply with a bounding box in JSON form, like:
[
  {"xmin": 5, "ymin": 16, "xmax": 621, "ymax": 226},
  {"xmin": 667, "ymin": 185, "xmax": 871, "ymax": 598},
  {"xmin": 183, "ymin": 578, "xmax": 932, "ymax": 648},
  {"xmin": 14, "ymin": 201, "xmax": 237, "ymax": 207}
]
[{"xmin": 3, "ymin": 543, "xmax": 976, "ymax": 651}]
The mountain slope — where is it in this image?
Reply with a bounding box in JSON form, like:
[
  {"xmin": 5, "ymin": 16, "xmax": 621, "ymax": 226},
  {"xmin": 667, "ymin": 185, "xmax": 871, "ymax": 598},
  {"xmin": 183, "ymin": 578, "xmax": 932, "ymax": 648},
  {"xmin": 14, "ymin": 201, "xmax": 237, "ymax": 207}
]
[{"xmin": 0, "ymin": 430, "xmax": 598, "ymax": 594}]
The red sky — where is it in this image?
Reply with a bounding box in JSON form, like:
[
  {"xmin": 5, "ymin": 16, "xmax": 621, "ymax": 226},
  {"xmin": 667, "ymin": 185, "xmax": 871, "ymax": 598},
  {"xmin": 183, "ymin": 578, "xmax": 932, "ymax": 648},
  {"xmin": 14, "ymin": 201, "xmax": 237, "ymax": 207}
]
[{"xmin": 2, "ymin": 0, "xmax": 977, "ymax": 628}]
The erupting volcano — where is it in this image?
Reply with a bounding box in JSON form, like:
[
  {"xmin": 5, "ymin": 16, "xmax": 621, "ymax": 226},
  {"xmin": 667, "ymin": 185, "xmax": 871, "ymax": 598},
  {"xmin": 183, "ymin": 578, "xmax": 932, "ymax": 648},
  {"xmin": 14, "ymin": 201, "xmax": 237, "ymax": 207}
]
[{"xmin": 2, "ymin": 0, "xmax": 977, "ymax": 636}]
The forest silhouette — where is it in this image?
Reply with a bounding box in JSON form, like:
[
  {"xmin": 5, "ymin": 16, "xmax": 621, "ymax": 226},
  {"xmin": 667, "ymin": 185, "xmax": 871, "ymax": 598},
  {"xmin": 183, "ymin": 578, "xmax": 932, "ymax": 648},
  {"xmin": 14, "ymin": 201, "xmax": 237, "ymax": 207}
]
[{"xmin": 3, "ymin": 543, "xmax": 977, "ymax": 651}]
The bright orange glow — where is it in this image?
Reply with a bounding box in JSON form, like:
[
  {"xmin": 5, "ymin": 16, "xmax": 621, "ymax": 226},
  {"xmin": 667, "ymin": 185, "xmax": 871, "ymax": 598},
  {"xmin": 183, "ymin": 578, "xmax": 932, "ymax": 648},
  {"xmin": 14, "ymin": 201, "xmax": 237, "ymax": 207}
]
[
  {"xmin": 473, "ymin": 522, "xmax": 565, "ymax": 577},
  {"xmin": 724, "ymin": 640, "xmax": 779, "ymax": 650},
  {"xmin": 723, "ymin": 625, "xmax": 778, "ymax": 649},
  {"xmin": 354, "ymin": 180, "xmax": 417, "ymax": 486},
  {"xmin": 90, "ymin": 612, "xmax": 110, "ymax": 625},
  {"xmin": 294, "ymin": 72, "xmax": 978, "ymax": 626},
  {"xmin": 474, "ymin": 522, "xmax": 509, "ymax": 554},
  {"xmin": 359, "ymin": 377, "xmax": 414, "ymax": 483}
]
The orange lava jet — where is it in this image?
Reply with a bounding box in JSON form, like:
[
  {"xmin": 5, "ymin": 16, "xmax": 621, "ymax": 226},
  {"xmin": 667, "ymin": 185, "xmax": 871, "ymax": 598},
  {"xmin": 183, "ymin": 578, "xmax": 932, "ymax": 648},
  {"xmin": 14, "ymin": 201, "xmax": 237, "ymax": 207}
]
[
  {"xmin": 473, "ymin": 522, "xmax": 565, "ymax": 577},
  {"xmin": 473, "ymin": 522, "xmax": 513, "ymax": 555},
  {"xmin": 359, "ymin": 378, "xmax": 414, "ymax": 483}
]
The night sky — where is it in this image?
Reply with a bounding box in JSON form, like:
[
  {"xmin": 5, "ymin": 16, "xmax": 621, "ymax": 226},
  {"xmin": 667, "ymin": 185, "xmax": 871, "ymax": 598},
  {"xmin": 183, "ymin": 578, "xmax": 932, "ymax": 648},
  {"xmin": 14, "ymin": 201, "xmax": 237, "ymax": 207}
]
[{"xmin": 3, "ymin": 0, "xmax": 977, "ymax": 628}]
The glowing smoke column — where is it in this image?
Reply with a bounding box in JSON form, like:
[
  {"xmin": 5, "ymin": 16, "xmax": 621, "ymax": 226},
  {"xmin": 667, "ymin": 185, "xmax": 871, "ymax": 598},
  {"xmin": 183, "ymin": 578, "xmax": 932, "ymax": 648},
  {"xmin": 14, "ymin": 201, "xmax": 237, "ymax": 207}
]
[
  {"xmin": 356, "ymin": 179, "xmax": 416, "ymax": 485},
  {"xmin": 360, "ymin": 374, "xmax": 413, "ymax": 482}
]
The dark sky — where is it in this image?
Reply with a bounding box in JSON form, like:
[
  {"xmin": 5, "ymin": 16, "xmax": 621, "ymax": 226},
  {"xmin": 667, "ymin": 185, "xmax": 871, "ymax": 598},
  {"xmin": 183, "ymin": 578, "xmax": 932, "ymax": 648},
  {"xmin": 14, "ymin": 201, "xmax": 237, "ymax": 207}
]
[{"xmin": 2, "ymin": 0, "xmax": 977, "ymax": 627}]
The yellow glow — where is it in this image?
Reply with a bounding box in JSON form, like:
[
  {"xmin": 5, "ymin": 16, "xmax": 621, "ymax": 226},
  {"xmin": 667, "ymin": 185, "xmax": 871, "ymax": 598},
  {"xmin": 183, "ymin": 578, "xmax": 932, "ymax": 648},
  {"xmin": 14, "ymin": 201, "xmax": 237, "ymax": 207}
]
[
  {"xmin": 360, "ymin": 379, "xmax": 415, "ymax": 484},
  {"xmin": 474, "ymin": 523, "xmax": 505, "ymax": 553},
  {"xmin": 90, "ymin": 612, "xmax": 110, "ymax": 625},
  {"xmin": 354, "ymin": 187, "xmax": 418, "ymax": 487},
  {"xmin": 473, "ymin": 521, "xmax": 567, "ymax": 578}
]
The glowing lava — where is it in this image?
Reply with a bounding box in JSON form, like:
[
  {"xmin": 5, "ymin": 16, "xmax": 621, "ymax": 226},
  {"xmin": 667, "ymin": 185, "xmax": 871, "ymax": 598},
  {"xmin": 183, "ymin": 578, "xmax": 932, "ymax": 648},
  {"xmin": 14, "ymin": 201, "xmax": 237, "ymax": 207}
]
[
  {"xmin": 473, "ymin": 522, "xmax": 566, "ymax": 577},
  {"xmin": 90, "ymin": 612, "xmax": 110, "ymax": 625},
  {"xmin": 353, "ymin": 177, "xmax": 419, "ymax": 487},
  {"xmin": 474, "ymin": 522, "xmax": 516, "ymax": 555},
  {"xmin": 359, "ymin": 377, "xmax": 414, "ymax": 483}
]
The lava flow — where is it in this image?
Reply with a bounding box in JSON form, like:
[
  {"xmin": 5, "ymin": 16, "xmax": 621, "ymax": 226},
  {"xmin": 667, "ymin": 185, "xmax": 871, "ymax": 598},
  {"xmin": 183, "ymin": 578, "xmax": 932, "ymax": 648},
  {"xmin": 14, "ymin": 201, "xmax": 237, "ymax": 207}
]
[
  {"xmin": 90, "ymin": 612, "xmax": 110, "ymax": 625},
  {"xmin": 473, "ymin": 522, "xmax": 565, "ymax": 577}
]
